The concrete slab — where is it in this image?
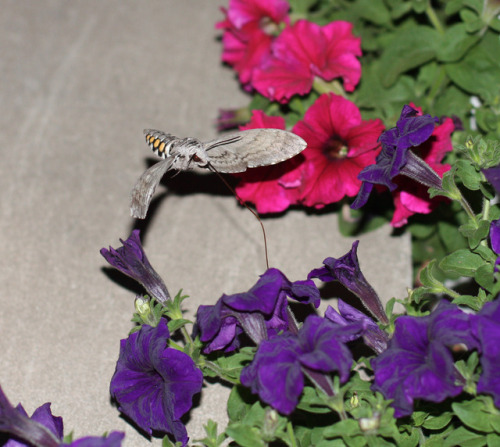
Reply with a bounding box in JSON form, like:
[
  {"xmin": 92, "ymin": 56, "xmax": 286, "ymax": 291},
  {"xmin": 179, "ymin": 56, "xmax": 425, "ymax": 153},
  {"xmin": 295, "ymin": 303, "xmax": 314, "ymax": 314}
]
[{"xmin": 0, "ymin": 1, "xmax": 411, "ymax": 445}]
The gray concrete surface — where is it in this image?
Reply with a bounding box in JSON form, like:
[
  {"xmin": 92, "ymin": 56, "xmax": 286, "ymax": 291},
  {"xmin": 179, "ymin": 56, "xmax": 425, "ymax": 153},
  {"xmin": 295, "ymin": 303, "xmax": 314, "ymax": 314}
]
[{"xmin": 0, "ymin": 1, "xmax": 411, "ymax": 445}]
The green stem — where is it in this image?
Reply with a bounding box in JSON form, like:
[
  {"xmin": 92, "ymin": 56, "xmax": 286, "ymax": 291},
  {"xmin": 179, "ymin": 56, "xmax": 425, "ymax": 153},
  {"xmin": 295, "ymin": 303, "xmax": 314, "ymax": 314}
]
[
  {"xmin": 286, "ymin": 421, "xmax": 297, "ymax": 447},
  {"xmin": 425, "ymin": 1, "xmax": 445, "ymax": 35},
  {"xmin": 460, "ymin": 193, "xmax": 478, "ymax": 225},
  {"xmin": 181, "ymin": 326, "xmax": 194, "ymax": 351},
  {"xmin": 483, "ymin": 196, "xmax": 491, "ymax": 221},
  {"xmin": 203, "ymin": 360, "xmax": 240, "ymax": 385},
  {"xmin": 425, "ymin": 66, "xmax": 447, "ymax": 108},
  {"xmin": 312, "ymin": 78, "xmax": 346, "ymax": 97},
  {"xmin": 442, "ymin": 285, "xmax": 462, "ymax": 301}
]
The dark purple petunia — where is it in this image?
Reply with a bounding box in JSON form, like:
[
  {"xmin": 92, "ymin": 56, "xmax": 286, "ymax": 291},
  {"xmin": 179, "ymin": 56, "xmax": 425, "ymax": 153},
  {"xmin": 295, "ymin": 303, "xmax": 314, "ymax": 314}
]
[
  {"xmin": 0, "ymin": 387, "xmax": 124, "ymax": 447},
  {"xmin": 100, "ymin": 230, "xmax": 170, "ymax": 304},
  {"xmin": 371, "ymin": 300, "xmax": 477, "ymax": 418},
  {"xmin": 489, "ymin": 220, "xmax": 500, "ymax": 271},
  {"xmin": 325, "ymin": 300, "xmax": 389, "ymax": 354},
  {"xmin": 240, "ymin": 315, "xmax": 362, "ymax": 415},
  {"xmin": 483, "ymin": 165, "xmax": 500, "ymax": 195},
  {"xmin": 196, "ymin": 268, "xmax": 320, "ymax": 353},
  {"xmin": 0, "ymin": 389, "xmax": 62, "ymax": 447},
  {"xmin": 109, "ymin": 319, "xmax": 202, "ymax": 447},
  {"xmin": 471, "ymin": 298, "xmax": 500, "ymax": 408},
  {"xmin": 308, "ymin": 241, "xmax": 389, "ymax": 324},
  {"xmin": 63, "ymin": 433, "xmax": 125, "ymax": 447},
  {"xmin": 351, "ymin": 105, "xmax": 440, "ymax": 209}
]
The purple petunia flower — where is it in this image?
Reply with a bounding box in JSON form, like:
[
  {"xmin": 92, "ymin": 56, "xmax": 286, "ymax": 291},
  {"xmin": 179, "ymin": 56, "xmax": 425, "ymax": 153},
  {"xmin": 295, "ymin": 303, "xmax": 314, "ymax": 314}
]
[
  {"xmin": 308, "ymin": 241, "xmax": 389, "ymax": 324},
  {"xmin": 371, "ymin": 300, "xmax": 477, "ymax": 418},
  {"xmin": 100, "ymin": 230, "xmax": 170, "ymax": 304},
  {"xmin": 196, "ymin": 268, "xmax": 320, "ymax": 353},
  {"xmin": 471, "ymin": 298, "xmax": 500, "ymax": 408},
  {"xmin": 351, "ymin": 105, "xmax": 441, "ymax": 209},
  {"xmin": 489, "ymin": 220, "xmax": 500, "ymax": 271},
  {"xmin": 0, "ymin": 386, "xmax": 124, "ymax": 447},
  {"xmin": 325, "ymin": 300, "xmax": 389, "ymax": 354},
  {"xmin": 240, "ymin": 315, "xmax": 363, "ymax": 415},
  {"xmin": 0, "ymin": 388, "xmax": 62, "ymax": 447},
  {"xmin": 109, "ymin": 319, "xmax": 202, "ymax": 447},
  {"xmin": 483, "ymin": 165, "xmax": 500, "ymax": 195}
]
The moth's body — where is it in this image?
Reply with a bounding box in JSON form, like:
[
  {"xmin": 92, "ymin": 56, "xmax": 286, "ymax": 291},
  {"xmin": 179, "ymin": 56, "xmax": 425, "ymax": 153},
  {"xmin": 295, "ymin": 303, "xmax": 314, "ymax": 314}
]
[
  {"xmin": 131, "ymin": 128, "xmax": 307, "ymax": 218},
  {"xmin": 144, "ymin": 130, "xmax": 210, "ymax": 171}
]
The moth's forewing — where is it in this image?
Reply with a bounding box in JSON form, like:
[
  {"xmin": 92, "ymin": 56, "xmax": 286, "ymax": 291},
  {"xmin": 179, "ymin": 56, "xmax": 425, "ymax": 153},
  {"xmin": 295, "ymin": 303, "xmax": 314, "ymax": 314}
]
[
  {"xmin": 203, "ymin": 129, "xmax": 307, "ymax": 173},
  {"xmin": 130, "ymin": 158, "xmax": 173, "ymax": 219}
]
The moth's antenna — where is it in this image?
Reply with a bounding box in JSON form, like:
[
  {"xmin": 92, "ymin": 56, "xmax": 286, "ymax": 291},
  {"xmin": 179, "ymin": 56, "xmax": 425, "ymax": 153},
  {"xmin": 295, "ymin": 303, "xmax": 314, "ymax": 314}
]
[{"xmin": 207, "ymin": 163, "xmax": 270, "ymax": 270}]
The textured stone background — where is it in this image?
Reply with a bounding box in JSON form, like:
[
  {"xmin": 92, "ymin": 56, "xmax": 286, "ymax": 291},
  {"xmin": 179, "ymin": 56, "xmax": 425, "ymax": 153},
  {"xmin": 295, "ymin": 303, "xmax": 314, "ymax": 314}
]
[{"xmin": 0, "ymin": 1, "xmax": 411, "ymax": 445}]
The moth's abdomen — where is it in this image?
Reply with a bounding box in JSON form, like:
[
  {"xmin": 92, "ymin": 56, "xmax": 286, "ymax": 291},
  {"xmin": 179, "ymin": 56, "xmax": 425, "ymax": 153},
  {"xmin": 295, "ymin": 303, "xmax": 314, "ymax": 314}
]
[{"xmin": 144, "ymin": 129, "xmax": 177, "ymax": 159}]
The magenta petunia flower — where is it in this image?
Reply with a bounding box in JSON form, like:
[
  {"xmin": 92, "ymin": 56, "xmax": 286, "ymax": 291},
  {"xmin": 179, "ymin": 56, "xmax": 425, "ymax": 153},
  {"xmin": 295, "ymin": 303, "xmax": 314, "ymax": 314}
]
[
  {"xmin": 390, "ymin": 115, "xmax": 454, "ymax": 227},
  {"xmin": 293, "ymin": 94, "xmax": 384, "ymax": 208},
  {"xmin": 234, "ymin": 110, "xmax": 305, "ymax": 213},
  {"xmin": 217, "ymin": 0, "xmax": 289, "ymax": 87},
  {"xmin": 251, "ymin": 20, "xmax": 362, "ymax": 103}
]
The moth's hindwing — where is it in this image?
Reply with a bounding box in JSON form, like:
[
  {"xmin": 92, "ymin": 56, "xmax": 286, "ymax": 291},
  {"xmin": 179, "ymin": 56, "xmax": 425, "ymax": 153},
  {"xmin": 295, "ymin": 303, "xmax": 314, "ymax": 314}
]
[
  {"xmin": 144, "ymin": 129, "xmax": 178, "ymax": 159},
  {"xmin": 203, "ymin": 128, "xmax": 307, "ymax": 173}
]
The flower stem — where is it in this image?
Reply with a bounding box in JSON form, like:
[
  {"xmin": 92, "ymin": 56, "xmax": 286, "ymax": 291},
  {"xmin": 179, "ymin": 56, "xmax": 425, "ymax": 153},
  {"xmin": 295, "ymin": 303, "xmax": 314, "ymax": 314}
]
[
  {"xmin": 286, "ymin": 421, "xmax": 298, "ymax": 447},
  {"xmin": 203, "ymin": 360, "xmax": 240, "ymax": 385},
  {"xmin": 459, "ymin": 193, "xmax": 477, "ymax": 224},
  {"xmin": 425, "ymin": 1, "xmax": 445, "ymax": 35},
  {"xmin": 312, "ymin": 78, "xmax": 346, "ymax": 97}
]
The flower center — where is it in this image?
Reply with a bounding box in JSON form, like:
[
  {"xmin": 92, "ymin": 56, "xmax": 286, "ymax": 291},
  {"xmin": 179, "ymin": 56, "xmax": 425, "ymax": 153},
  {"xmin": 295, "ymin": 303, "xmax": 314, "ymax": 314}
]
[
  {"xmin": 259, "ymin": 17, "xmax": 280, "ymax": 36},
  {"xmin": 323, "ymin": 135, "xmax": 348, "ymax": 159}
]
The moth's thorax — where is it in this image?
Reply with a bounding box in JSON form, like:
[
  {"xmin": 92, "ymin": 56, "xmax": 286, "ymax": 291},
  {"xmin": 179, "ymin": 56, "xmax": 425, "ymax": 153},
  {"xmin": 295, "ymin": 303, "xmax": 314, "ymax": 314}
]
[{"xmin": 170, "ymin": 138, "xmax": 209, "ymax": 171}]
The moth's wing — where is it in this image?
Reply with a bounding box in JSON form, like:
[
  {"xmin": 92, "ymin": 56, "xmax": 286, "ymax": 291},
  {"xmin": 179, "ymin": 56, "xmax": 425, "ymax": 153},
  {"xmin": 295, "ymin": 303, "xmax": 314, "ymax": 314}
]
[
  {"xmin": 203, "ymin": 128, "xmax": 307, "ymax": 173},
  {"xmin": 130, "ymin": 158, "xmax": 173, "ymax": 219}
]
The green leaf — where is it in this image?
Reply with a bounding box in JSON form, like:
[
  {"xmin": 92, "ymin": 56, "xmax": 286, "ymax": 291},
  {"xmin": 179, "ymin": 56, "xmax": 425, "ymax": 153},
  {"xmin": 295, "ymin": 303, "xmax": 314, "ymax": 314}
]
[
  {"xmin": 474, "ymin": 263, "xmax": 495, "ymax": 292},
  {"xmin": 451, "ymin": 292, "xmax": 484, "ymax": 311},
  {"xmin": 411, "ymin": 0, "xmax": 427, "ymax": 14},
  {"xmin": 379, "ymin": 25, "xmax": 439, "ymax": 87},
  {"xmin": 167, "ymin": 318, "xmax": 191, "ymax": 333},
  {"xmin": 287, "ymin": 0, "xmax": 318, "ymax": 14},
  {"xmin": 418, "ymin": 260, "xmax": 446, "ymax": 292},
  {"xmin": 351, "ymin": 0, "xmax": 391, "ymax": 25},
  {"xmin": 444, "ymin": 426, "xmax": 487, "ymax": 447},
  {"xmin": 422, "ymin": 412, "xmax": 453, "ymax": 430},
  {"xmin": 227, "ymin": 386, "xmax": 255, "ymax": 422},
  {"xmin": 439, "ymin": 249, "xmax": 486, "ymax": 277},
  {"xmin": 456, "ymin": 159, "xmax": 482, "ymax": 191},
  {"xmin": 324, "ymin": 419, "xmax": 362, "ymax": 438},
  {"xmin": 460, "ymin": 8, "xmax": 484, "ymax": 33},
  {"xmin": 296, "ymin": 386, "xmax": 332, "ymax": 413},
  {"xmin": 473, "ymin": 244, "xmax": 496, "ymax": 263},
  {"xmin": 225, "ymin": 424, "xmax": 266, "ymax": 447},
  {"xmin": 446, "ymin": 33, "xmax": 500, "ymax": 102},
  {"xmin": 436, "ymin": 23, "xmax": 480, "ymax": 62},
  {"xmin": 438, "ymin": 220, "xmax": 467, "ymax": 252},
  {"xmin": 453, "ymin": 398, "xmax": 500, "ymax": 433},
  {"xmin": 459, "ymin": 219, "xmax": 491, "ymax": 248}
]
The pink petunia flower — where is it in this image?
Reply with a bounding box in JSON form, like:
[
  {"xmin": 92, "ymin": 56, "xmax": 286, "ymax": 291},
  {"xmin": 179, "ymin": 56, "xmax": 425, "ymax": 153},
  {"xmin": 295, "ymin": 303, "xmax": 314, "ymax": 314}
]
[
  {"xmin": 293, "ymin": 94, "xmax": 384, "ymax": 208},
  {"xmin": 217, "ymin": 0, "xmax": 290, "ymax": 87},
  {"xmin": 390, "ymin": 116, "xmax": 454, "ymax": 227},
  {"xmin": 251, "ymin": 20, "xmax": 362, "ymax": 103},
  {"xmin": 234, "ymin": 110, "xmax": 305, "ymax": 213}
]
